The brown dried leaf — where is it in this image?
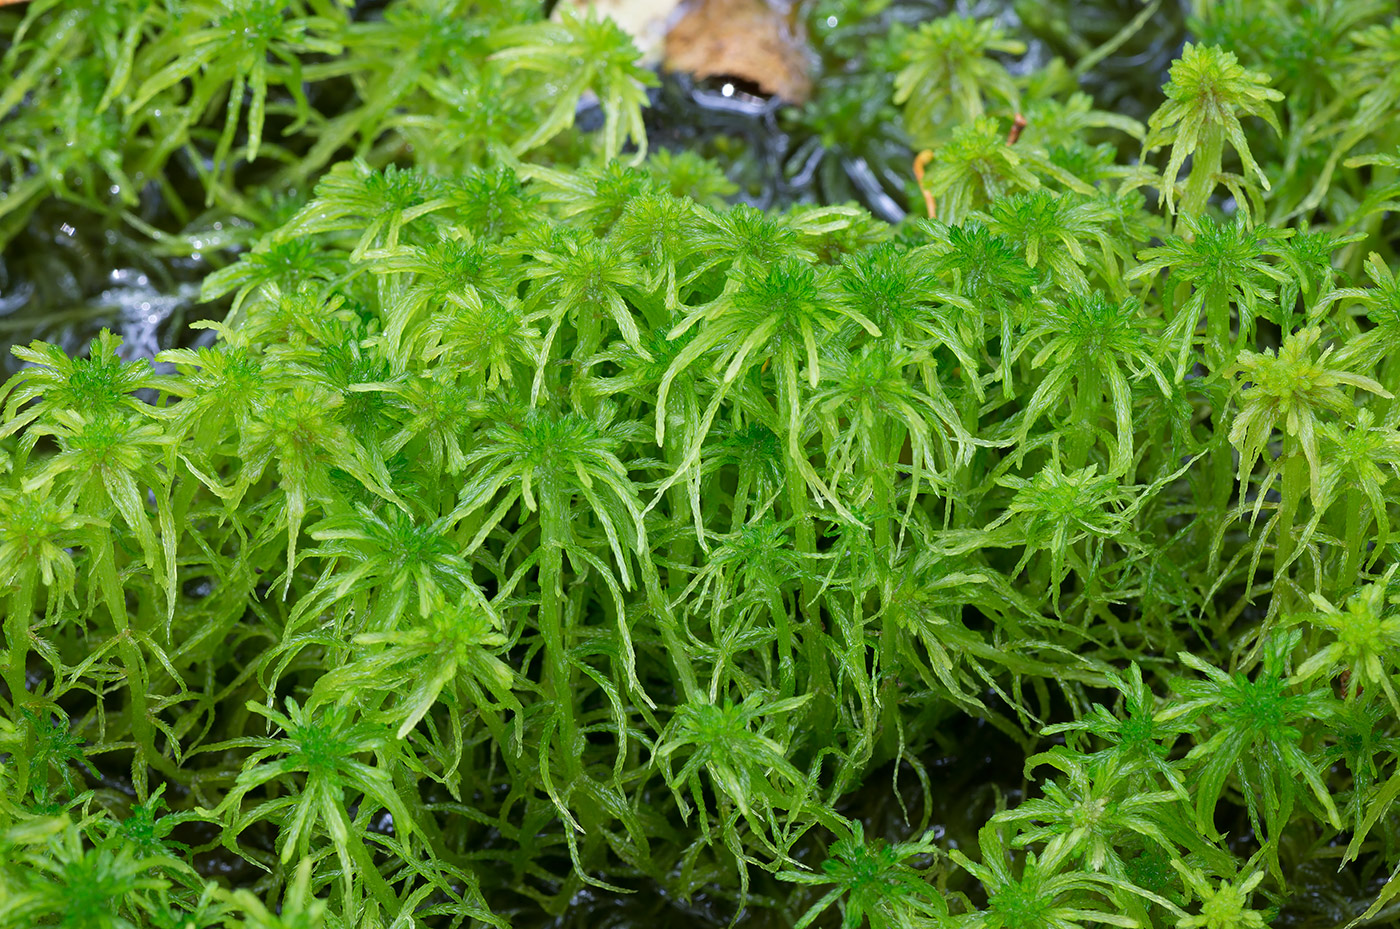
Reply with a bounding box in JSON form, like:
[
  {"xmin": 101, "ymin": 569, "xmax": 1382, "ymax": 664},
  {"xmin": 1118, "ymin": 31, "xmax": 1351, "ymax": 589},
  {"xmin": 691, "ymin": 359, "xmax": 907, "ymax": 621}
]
[{"xmin": 663, "ymin": 0, "xmax": 812, "ymax": 104}]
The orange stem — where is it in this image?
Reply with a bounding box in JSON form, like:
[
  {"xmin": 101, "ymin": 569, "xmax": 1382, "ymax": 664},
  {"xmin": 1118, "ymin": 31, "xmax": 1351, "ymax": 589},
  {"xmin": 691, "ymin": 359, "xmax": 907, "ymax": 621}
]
[
  {"xmin": 1007, "ymin": 113, "xmax": 1027, "ymax": 146},
  {"xmin": 912, "ymin": 149, "xmax": 937, "ymax": 219}
]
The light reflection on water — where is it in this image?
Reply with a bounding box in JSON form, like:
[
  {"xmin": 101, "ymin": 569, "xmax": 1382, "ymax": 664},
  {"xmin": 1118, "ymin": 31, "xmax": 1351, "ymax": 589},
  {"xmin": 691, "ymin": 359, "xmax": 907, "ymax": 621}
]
[{"xmin": 98, "ymin": 267, "xmax": 201, "ymax": 365}]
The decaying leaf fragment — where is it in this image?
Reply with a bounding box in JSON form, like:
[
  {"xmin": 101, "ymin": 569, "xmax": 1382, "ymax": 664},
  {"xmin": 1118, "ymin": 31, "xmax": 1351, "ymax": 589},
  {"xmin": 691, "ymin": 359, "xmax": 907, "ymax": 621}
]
[{"xmin": 664, "ymin": 0, "xmax": 812, "ymax": 103}]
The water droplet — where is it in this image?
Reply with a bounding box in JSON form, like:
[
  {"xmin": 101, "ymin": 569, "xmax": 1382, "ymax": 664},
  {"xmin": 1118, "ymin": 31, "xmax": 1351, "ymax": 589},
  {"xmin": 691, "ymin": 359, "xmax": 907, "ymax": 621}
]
[{"xmin": 826, "ymin": 15, "xmax": 838, "ymax": 27}]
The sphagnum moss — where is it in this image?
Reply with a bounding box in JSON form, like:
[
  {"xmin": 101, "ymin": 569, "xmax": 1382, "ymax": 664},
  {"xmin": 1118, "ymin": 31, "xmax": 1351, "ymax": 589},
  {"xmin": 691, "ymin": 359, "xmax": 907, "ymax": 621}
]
[{"xmin": 5, "ymin": 2, "xmax": 1400, "ymax": 928}]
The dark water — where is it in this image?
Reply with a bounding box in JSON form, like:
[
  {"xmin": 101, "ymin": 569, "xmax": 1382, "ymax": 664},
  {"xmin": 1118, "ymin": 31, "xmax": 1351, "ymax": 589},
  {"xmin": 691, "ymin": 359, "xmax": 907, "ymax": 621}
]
[{"xmin": 0, "ymin": 205, "xmax": 214, "ymax": 375}]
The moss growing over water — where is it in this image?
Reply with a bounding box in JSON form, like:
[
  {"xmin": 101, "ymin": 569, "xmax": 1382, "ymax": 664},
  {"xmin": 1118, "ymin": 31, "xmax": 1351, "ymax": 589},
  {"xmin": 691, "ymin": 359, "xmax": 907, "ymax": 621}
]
[{"xmin": 3, "ymin": 1, "xmax": 1400, "ymax": 927}]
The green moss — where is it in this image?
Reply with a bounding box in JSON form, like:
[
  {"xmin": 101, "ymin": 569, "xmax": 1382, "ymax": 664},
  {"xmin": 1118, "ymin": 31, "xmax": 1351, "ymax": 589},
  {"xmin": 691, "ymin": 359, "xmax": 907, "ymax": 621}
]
[{"xmin": 5, "ymin": 1, "xmax": 1400, "ymax": 928}]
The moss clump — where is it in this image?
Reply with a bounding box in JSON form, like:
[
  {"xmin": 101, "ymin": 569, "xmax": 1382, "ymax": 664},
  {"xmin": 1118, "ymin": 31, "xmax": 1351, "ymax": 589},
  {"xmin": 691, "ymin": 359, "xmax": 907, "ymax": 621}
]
[{"xmin": 4, "ymin": 2, "xmax": 1400, "ymax": 928}]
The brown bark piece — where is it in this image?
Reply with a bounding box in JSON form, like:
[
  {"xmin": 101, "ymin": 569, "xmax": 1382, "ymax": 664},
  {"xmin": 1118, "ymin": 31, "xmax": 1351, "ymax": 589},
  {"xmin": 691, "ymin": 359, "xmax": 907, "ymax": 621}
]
[{"xmin": 663, "ymin": 0, "xmax": 812, "ymax": 104}]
